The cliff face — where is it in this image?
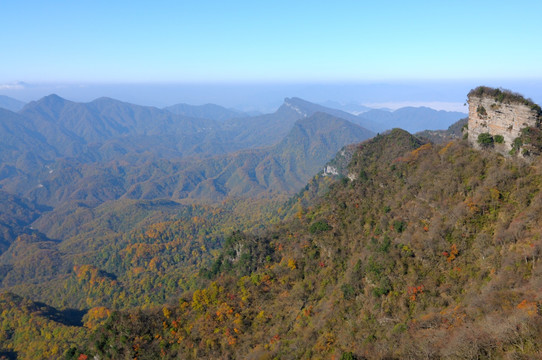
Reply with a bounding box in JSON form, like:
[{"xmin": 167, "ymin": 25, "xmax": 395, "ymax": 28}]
[{"xmin": 468, "ymin": 89, "xmax": 540, "ymax": 155}]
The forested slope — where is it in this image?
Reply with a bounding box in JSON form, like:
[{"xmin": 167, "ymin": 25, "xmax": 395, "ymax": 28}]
[{"xmin": 72, "ymin": 130, "xmax": 542, "ymax": 359}]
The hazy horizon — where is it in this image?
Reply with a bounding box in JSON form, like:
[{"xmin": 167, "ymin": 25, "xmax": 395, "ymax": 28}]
[
  {"xmin": 2, "ymin": 1, "xmax": 541, "ymax": 113},
  {"xmin": 2, "ymin": 79, "xmax": 542, "ymax": 114}
]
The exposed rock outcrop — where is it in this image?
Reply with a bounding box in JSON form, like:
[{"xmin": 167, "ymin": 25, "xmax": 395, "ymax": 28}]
[{"xmin": 467, "ymin": 86, "xmax": 541, "ymax": 155}]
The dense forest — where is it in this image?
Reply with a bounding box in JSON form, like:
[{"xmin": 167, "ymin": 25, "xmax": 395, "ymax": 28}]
[
  {"xmin": 2, "ymin": 126, "xmax": 542, "ymax": 358},
  {"xmin": 72, "ymin": 129, "xmax": 542, "ymax": 359},
  {"xmin": 2, "ymin": 91, "xmax": 540, "ymax": 359}
]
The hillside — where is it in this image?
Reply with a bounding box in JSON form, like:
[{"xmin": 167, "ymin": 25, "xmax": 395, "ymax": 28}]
[
  {"xmin": 0, "ymin": 292, "xmax": 85, "ymax": 358},
  {"xmin": 77, "ymin": 131, "xmax": 542, "ymax": 359},
  {"xmin": 0, "ymin": 108, "xmax": 57, "ymax": 170},
  {"xmin": 2, "ymin": 112, "xmax": 370, "ymax": 207},
  {"xmin": 1, "ymin": 126, "xmax": 542, "ymax": 358},
  {"xmin": 0, "ymin": 113, "xmax": 371, "ymax": 311},
  {"xmin": 4, "ymin": 91, "xmax": 541, "ymax": 359},
  {"xmin": 0, "ymin": 191, "xmax": 46, "ymax": 253},
  {"xmin": 0, "ymin": 95, "xmax": 375, "ymax": 204},
  {"xmin": 1, "ymin": 197, "xmax": 287, "ymax": 311},
  {"xmin": 416, "ymin": 117, "xmax": 467, "ymax": 144},
  {"xmin": 191, "ymin": 112, "xmax": 374, "ymax": 200}
]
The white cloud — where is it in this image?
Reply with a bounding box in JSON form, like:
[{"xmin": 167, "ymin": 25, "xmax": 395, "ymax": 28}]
[{"xmin": 0, "ymin": 81, "xmax": 27, "ymax": 90}]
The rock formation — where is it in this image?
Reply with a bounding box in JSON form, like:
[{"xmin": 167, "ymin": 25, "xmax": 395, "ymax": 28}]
[{"xmin": 467, "ymin": 86, "xmax": 541, "ymax": 155}]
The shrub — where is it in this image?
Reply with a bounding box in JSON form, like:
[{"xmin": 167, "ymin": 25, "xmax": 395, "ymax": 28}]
[
  {"xmin": 393, "ymin": 220, "xmax": 406, "ymax": 233},
  {"xmin": 520, "ymin": 127, "xmax": 542, "ymax": 154},
  {"xmin": 477, "ymin": 105, "xmax": 487, "ymax": 116},
  {"xmin": 494, "ymin": 135, "xmax": 504, "ymax": 144},
  {"xmin": 469, "ymin": 86, "xmax": 539, "ymax": 108},
  {"xmin": 309, "ymin": 220, "xmax": 332, "ymax": 234},
  {"xmin": 340, "ymin": 352, "xmax": 356, "ymax": 360},
  {"xmin": 341, "ymin": 284, "xmax": 355, "ymax": 300},
  {"xmin": 372, "ymin": 276, "xmax": 392, "ymax": 297},
  {"xmin": 512, "ymin": 137, "xmax": 523, "ymax": 151},
  {"xmin": 477, "ymin": 133, "xmax": 494, "ymax": 147}
]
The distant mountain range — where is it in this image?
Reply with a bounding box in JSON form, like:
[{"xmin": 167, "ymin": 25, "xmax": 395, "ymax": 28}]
[
  {"xmin": 13, "ymin": 112, "xmax": 371, "ymax": 208},
  {"xmin": 1, "ymin": 88, "xmax": 541, "ymax": 359},
  {"xmin": 358, "ymin": 106, "xmax": 466, "ymax": 133},
  {"xmin": 164, "ymin": 102, "xmax": 249, "ymax": 121},
  {"xmin": 0, "ymin": 190, "xmax": 46, "ymax": 252},
  {"xmin": 0, "ymin": 95, "xmax": 25, "ymax": 112},
  {"xmin": 416, "ymin": 117, "xmax": 468, "ymax": 144},
  {"xmin": 0, "ymin": 93, "xmax": 467, "ymax": 212},
  {"xmin": 0, "ymin": 94, "xmax": 374, "ymax": 209},
  {"xmin": 311, "ymin": 99, "xmax": 466, "ymax": 133},
  {"xmin": 319, "ymin": 100, "xmax": 373, "ymax": 114},
  {"xmin": 19, "ymin": 94, "xmax": 219, "ymax": 157}
]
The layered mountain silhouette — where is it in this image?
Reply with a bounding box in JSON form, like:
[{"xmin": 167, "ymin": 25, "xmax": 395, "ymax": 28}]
[
  {"xmin": 18, "ymin": 112, "xmax": 372, "ymax": 207},
  {"xmin": 1, "ymin": 88, "xmax": 541, "ymax": 359},
  {"xmin": 164, "ymin": 102, "xmax": 248, "ymax": 122},
  {"xmin": 360, "ymin": 106, "xmax": 467, "ymax": 133},
  {"xmin": 0, "ymin": 95, "xmax": 375, "ymax": 205},
  {"xmin": 18, "ymin": 95, "xmax": 218, "ymax": 157},
  {"xmin": 0, "ymin": 95, "xmax": 25, "ymax": 112}
]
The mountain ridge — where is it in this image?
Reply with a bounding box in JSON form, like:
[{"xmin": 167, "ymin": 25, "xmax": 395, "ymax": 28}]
[
  {"xmin": 78, "ymin": 130, "xmax": 542, "ymax": 359},
  {"xmin": 0, "ymin": 95, "xmax": 26, "ymax": 112},
  {"xmin": 164, "ymin": 102, "xmax": 248, "ymax": 122}
]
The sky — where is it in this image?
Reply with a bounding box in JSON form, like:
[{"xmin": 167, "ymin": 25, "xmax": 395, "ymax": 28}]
[{"xmin": 1, "ymin": 0, "xmax": 541, "ymax": 110}]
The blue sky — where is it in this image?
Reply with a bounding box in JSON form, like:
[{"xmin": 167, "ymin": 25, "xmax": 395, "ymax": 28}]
[{"xmin": 1, "ymin": 1, "xmax": 541, "ymax": 108}]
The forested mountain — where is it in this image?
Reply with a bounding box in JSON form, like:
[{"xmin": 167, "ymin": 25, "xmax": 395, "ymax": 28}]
[
  {"xmin": 0, "ymin": 292, "xmax": 85, "ymax": 358},
  {"xmin": 0, "ymin": 95, "xmax": 374, "ymax": 207},
  {"xmin": 8, "ymin": 112, "xmax": 370, "ymax": 208},
  {"xmin": 283, "ymin": 99, "xmax": 467, "ymax": 134},
  {"xmin": 18, "ymin": 95, "xmax": 218, "ymax": 157},
  {"xmin": 164, "ymin": 102, "xmax": 248, "ymax": 121},
  {"xmin": 0, "ymin": 190, "xmax": 46, "ymax": 253},
  {"xmin": 15, "ymin": 94, "xmax": 373, "ymax": 160},
  {"xmin": 181, "ymin": 112, "xmax": 373, "ymax": 201},
  {"xmin": 0, "ymin": 95, "xmax": 25, "ymax": 112},
  {"xmin": 77, "ymin": 130, "xmax": 542, "ymax": 359},
  {"xmin": 1, "ymin": 125, "xmax": 542, "ymax": 358},
  {"xmin": 0, "ymin": 108, "xmax": 57, "ymax": 173},
  {"xmin": 0, "ymin": 97, "xmax": 373, "ymax": 329},
  {"xmin": 281, "ymin": 97, "xmax": 377, "ymax": 131},
  {"xmin": 3, "ymin": 90, "xmax": 540, "ymax": 359}
]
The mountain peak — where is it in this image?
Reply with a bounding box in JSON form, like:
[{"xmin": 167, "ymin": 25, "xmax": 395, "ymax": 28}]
[
  {"xmin": 92, "ymin": 96, "xmax": 117, "ymax": 103},
  {"xmin": 282, "ymin": 97, "xmax": 310, "ymax": 117},
  {"xmin": 41, "ymin": 94, "xmax": 66, "ymax": 103},
  {"xmin": 28, "ymin": 94, "xmax": 70, "ymax": 107},
  {"xmin": 20, "ymin": 94, "xmax": 71, "ymax": 114},
  {"xmin": 283, "ymin": 97, "xmax": 316, "ymax": 109}
]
